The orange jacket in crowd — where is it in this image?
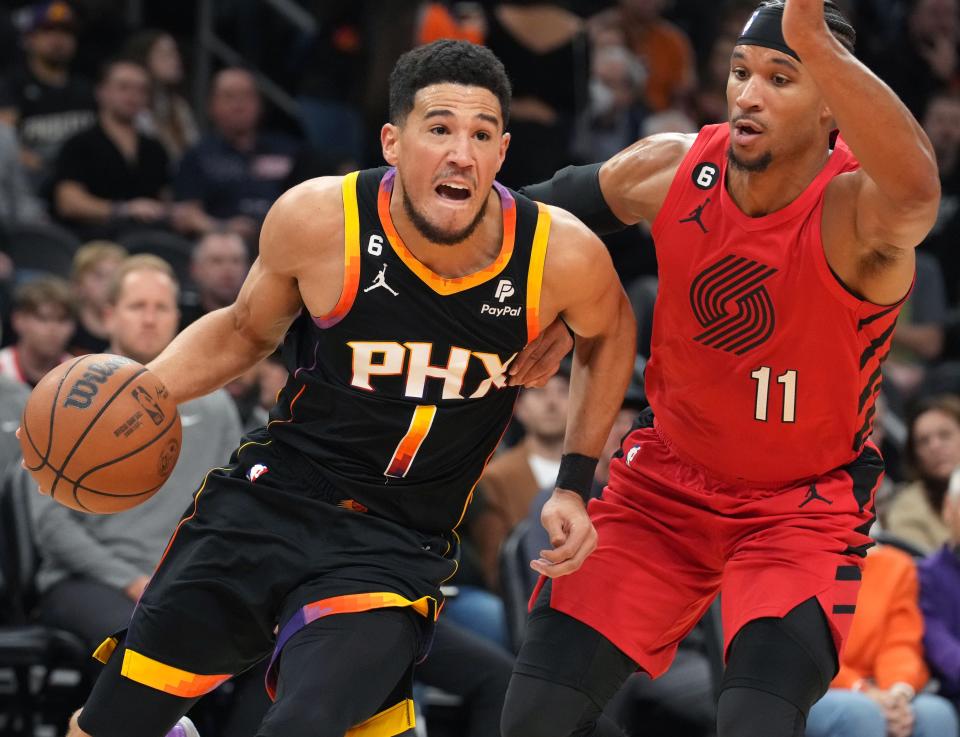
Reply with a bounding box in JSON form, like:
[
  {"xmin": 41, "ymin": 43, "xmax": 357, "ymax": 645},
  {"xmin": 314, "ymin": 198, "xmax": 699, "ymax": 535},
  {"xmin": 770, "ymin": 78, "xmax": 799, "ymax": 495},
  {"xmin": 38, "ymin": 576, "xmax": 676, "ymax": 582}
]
[{"xmin": 832, "ymin": 545, "xmax": 929, "ymax": 692}]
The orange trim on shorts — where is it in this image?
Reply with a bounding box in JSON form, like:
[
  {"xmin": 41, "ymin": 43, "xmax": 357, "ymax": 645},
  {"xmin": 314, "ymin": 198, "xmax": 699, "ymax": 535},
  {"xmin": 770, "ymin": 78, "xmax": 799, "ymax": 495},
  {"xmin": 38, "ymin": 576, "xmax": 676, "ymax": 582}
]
[
  {"xmin": 346, "ymin": 698, "xmax": 416, "ymax": 737},
  {"xmin": 525, "ymin": 203, "xmax": 551, "ymax": 341},
  {"xmin": 314, "ymin": 171, "xmax": 362, "ymax": 328},
  {"xmin": 120, "ymin": 648, "xmax": 231, "ymax": 698},
  {"xmin": 376, "ymin": 170, "xmax": 516, "ymax": 295}
]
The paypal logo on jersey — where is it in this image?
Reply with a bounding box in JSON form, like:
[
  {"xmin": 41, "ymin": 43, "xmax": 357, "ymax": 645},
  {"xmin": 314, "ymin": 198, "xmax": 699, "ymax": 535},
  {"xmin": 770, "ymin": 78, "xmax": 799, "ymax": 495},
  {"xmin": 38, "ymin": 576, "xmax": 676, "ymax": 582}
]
[
  {"xmin": 481, "ymin": 303, "xmax": 522, "ymax": 317},
  {"xmin": 482, "ymin": 279, "xmax": 522, "ymax": 318},
  {"xmin": 495, "ymin": 279, "xmax": 515, "ymax": 303}
]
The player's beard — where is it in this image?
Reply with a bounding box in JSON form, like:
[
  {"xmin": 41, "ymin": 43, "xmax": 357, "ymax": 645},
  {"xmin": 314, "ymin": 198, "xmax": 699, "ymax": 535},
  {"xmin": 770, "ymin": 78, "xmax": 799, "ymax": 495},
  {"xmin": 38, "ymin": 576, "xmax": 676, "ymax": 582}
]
[
  {"xmin": 401, "ymin": 187, "xmax": 488, "ymax": 247},
  {"xmin": 727, "ymin": 145, "xmax": 773, "ymax": 173}
]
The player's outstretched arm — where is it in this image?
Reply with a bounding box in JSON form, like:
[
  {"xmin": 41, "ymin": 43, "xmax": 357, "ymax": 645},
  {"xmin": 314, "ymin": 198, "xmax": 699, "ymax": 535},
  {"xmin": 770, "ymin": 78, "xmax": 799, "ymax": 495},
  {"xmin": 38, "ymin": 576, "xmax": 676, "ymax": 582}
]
[
  {"xmin": 519, "ymin": 134, "xmax": 692, "ymax": 233},
  {"xmin": 784, "ymin": 0, "xmax": 940, "ymax": 303},
  {"xmin": 532, "ymin": 206, "xmax": 637, "ymax": 579},
  {"xmin": 147, "ymin": 178, "xmax": 345, "ymax": 404}
]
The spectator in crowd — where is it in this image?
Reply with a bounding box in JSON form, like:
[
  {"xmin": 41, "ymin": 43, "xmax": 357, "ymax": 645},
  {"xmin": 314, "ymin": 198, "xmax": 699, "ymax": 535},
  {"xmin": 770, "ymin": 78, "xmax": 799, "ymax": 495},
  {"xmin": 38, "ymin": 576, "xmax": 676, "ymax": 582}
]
[
  {"xmin": 885, "ymin": 395, "xmax": 960, "ymax": 553},
  {"xmin": 178, "ymin": 229, "xmax": 250, "ymax": 330},
  {"xmin": 471, "ymin": 370, "xmax": 569, "ymax": 591},
  {"xmin": 172, "ymin": 67, "xmax": 300, "ymax": 242},
  {"xmin": 123, "ymin": 29, "xmax": 199, "ymax": 164},
  {"xmin": 919, "ymin": 466, "xmax": 960, "ymax": 713},
  {"xmin": 0, "ymin": 121, "xmax": 47, "ymax": 224},
  {"xmin": 885, "ymin": 251, "xmax": 948, "ymax": 399},
  {"xmin": 0, "ymin": 373, "xmax": 30, "ymax": 470},
  {"xmin": 573, "ymin": 43, "xmax": 648, "ymax": 162},
  {"xmin": 482, "ymin": 2, "xmax": 588, "ymax": 186},
  {"xmin": 51, "ymin": 58, "xmax": 171, "ymax": 241},
  {"xmin": 805, "ymin": 544, "xmax": 958, "ymax": 737},
  {"xmin": 0, "ymin": 276, "xmax": 75, "ymax": 387},
  {"xmin": 593, "ymin": 0, "xmax": 697, "ymax": 113},
  {"xmin": 224, "ymin": 352, "xmax": 285, "ymax": 433},
  {"xmin": 0, "ymin": 0, "xmax": 95, "ymax": 189},
  {"xmin": 68, "ymin": 240, "xmax": 126, "ymax": 355},
  {"xmin": 29, "ymin": 254, "xmax": 242, "ymax": 653},
  {"xmin": 873, "ymin": 0, "xmax": 959, "ymax": 120},
  {"xmin": 918, "ymin": 92, "xmax": 960, "ymax": 306}
]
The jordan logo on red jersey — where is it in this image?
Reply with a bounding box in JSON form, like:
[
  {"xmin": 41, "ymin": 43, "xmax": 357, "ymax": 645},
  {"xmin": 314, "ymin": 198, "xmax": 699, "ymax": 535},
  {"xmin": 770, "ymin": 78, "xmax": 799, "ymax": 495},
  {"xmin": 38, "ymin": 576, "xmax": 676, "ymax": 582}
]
[{"xmin": 690, "ymin": 254, "xmax": 778, "ymax": 355}]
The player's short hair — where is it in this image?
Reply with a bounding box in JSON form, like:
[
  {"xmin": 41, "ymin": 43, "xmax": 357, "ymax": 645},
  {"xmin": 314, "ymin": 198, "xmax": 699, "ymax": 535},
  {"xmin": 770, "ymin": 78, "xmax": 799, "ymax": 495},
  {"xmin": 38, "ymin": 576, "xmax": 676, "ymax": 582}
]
[
  {"xmin": 388, "ymin": 40, "xmax": 512, "ymax": 127},
  {"xmin": 71, "ymin": 241, "xmax": 128, "ymax": 283},
  {"xmin": 759, "ymin": 0, "xmax": 856, "ymax": 54},
  {"xmin": 108, "ymin": 254, "xmax": 179, "ymax": 305},
  {"xmin": 13, "ymin": 276, "xmax": 76, "ymax": 318}
]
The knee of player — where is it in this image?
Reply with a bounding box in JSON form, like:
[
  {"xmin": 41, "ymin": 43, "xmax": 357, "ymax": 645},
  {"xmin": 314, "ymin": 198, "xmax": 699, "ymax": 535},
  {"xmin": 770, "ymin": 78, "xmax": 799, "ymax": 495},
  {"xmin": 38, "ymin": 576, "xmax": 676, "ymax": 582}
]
[{"xmin": 500, "ymin": 675, "xmax": 587, "ymax": 737}]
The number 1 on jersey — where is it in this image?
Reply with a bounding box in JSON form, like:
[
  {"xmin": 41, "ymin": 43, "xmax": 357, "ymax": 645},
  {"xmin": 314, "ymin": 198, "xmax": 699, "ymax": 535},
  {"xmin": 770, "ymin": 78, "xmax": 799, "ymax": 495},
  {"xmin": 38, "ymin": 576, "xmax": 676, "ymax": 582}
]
[
  {"xmin": 751, "ymin": 367, "xmax": 797, "ymax": 423},
  {"xmin": 384, "ymin": 405, "xmax": 437, "ymax": 478}
]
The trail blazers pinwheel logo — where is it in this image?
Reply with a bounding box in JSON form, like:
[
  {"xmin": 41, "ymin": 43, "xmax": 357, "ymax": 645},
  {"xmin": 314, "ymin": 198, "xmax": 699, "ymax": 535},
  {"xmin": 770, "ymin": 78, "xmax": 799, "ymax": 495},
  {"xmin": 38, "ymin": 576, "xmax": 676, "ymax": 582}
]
[{"xmin": 690, "ymin": 254, "xmax": 777, "ymax": 355}]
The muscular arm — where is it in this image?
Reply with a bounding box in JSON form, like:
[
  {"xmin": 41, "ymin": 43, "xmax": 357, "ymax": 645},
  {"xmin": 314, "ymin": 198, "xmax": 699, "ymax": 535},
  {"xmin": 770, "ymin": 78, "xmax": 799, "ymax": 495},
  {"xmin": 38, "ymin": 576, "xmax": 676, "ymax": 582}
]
[
  {"xmin": 785, "ymin": 1, "xmax": 940, "ymax": 304},
  {"xmin": 147, "ymin": 177, "xmax": 344, "ymax": 404}
]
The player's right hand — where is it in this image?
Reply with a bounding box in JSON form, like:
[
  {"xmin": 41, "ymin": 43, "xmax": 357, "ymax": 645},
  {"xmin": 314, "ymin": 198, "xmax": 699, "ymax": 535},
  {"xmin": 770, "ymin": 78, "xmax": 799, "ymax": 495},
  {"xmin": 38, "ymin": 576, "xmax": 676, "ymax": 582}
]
[
  {"xmin": 508, "ymin": 318, "xmax": 573, "ymax": 388},
  {"xmin": 532, "ymin": 489, "xmax": 597, "ymax": 578}
]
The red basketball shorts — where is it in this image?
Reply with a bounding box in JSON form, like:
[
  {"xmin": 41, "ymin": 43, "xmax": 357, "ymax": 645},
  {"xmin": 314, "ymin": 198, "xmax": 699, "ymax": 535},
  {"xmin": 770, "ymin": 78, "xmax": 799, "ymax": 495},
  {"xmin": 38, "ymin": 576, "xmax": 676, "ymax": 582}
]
[{"xmin": 540, "ymin": 416, "xmax": 882, "ymax": 678}]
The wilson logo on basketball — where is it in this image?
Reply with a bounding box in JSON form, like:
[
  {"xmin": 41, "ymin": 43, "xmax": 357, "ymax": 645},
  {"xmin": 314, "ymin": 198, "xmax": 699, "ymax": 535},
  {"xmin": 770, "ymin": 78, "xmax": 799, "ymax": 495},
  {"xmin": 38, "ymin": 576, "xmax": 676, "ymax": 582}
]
[
  {"xmin": 62, "ymin": 357, "xmax": 134, "ymax": 409},
  {"xmin": 689, "ymin": 254, "xmax": 778, "ymax": 355}
]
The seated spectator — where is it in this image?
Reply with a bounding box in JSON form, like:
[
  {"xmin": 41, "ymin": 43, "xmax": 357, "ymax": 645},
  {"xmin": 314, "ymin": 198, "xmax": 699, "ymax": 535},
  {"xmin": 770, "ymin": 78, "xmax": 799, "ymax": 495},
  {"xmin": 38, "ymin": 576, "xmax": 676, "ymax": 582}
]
[
  {"xmin": 885, "ymin": 395, "xmax": 960, "ymax": 553},
  {"xmin": 68, "ymin": 240, "xmax": 126, "ymax": 354},
  {"xmin": 0, "ymin": 276, "xmax": 75, "ymax": 387},
  {"xmin": 123, "ymin": 29, "xmax": 199, "ymax": 164},
  {"xmin": 0, "ymin": 1, "xmax": 95, "ymax": 190},
  {"xmin": 0, "ymin": 374, "xmax": 30, "ymax": 469},
  {"xmin": 0, "ymin": 121, "xmax": 47, "ymax": 224},
  {"xmin": 51, "ymin": 58, "xmax": 171, "ymax": 241},
  {"xmin": 805, "ymin": 545, "xmax": 959, "ymax": 737},
  {"xmin": 178, "ymin": 229, "xmax": 250, "ymax": 330},
  {"xmin": 29, "ymin": 254, "xmax": 241, "ymax": 654},
  {"xmin": 919, "ymin": 466, "xmax": 960, "ymax": 712},
  {"xmin": 470, "ymin": 369, "xmax": 569, "ymax": 591},
  {"xmin": 172, "ymin": 68, "xmax": 300, "ymax": 243}
]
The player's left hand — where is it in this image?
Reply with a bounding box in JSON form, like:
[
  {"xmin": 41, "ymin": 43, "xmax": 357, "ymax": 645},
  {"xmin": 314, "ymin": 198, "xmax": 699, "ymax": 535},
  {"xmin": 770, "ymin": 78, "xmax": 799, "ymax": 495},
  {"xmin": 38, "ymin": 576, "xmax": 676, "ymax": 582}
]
[
  {"xmin": 508, "ymin": 318, "xmax": 573, "ymax": 388},
  {"xmin": 781, "ymin": 0, "xmax": 829, "ymax": 51},
  {"xmin": 532, "ymin": 488, "xmax": 597, "ymax": 578}
]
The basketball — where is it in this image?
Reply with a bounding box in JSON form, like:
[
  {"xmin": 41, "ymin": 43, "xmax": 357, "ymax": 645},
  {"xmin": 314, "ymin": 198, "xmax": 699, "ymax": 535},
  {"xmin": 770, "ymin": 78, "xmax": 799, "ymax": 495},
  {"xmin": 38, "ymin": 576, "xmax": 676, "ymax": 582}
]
[{"xmin": 19, "ymin": 354, "xmax": 182, "ymax": 514}]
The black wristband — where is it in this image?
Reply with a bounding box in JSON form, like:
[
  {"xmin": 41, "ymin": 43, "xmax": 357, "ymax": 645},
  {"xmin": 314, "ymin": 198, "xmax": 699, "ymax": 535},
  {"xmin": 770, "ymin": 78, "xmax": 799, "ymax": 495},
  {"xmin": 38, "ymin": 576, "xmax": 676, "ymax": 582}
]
[
  {"xmin": 556, "ymin": 453, "xmax": 599, "ymax": 502},
  {"xmin": 518, "ymin": 163, "xmax": 627, "ymax": 236}
]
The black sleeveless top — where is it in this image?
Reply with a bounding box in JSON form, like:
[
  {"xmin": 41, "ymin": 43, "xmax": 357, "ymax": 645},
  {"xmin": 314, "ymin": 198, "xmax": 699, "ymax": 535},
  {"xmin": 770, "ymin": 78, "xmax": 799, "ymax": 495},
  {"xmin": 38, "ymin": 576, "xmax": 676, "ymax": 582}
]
[{"xmin": 267, "ymin": 167, "xmax": 550, "ymax": 534}]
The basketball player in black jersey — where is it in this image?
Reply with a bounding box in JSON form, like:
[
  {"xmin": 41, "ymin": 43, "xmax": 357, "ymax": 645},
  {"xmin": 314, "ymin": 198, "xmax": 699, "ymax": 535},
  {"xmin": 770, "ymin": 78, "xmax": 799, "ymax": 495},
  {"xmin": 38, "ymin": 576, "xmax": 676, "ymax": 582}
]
[{"xmin": 59, "ymin": 40, "xmax": 636, "ymax": 737}]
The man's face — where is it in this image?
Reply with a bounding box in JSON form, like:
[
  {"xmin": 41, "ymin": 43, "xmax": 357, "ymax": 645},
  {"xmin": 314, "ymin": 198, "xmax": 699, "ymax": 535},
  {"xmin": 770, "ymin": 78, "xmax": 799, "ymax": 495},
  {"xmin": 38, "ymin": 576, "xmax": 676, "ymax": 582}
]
[
  {"xmin": 516, "ymin": 375, "xmax": 570, "ymax": 445},
  {"xmin": 76, "ymin": 256, "xmax": 124, "ymax": 308},
  {"xmin": 12, "ymin": 303, "xmax": 74, "ymax": 359},
  {"xmin": 381, "ymin": 83, "xmax": 509, "ymax": 246},
  {"xmin": 191, "ymin": 235, "xmax": 249, "ymax": 306},
  {"xmin": 911, "ymin": 0, "xmax": 959, "ymax": 43},
  {"xmin": 924, "ymin": 97, "xmax": 960, "ymax": 168},
  {"xmin": 727, "ymin": 45, "xmax": 829, "ymax": 173},
  {"xmin": 26, "ymin": 26, "xmax": 76, "ymax": 66},
  {"xmin": 105, "ymin": 270, "xmax": 179, "ymax": 364},
  {"xmin": 209, "ymin": 70, "xmax": 261, "ymax": 138},
  {"xmin": 97, "ymin": 63, "xmax": 150, "ymax": 124}
]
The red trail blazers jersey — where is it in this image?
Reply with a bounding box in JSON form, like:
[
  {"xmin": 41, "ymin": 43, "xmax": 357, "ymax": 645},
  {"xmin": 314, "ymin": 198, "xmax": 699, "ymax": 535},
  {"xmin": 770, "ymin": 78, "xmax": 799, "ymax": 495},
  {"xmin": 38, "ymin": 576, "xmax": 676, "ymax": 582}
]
[
  {"xmin": 267, "ymin": 167, "xmax": 550, "ymax": 533},
  {"xmin": 646, "ymin": 124, "xmax": 904, "ymax": 485}
]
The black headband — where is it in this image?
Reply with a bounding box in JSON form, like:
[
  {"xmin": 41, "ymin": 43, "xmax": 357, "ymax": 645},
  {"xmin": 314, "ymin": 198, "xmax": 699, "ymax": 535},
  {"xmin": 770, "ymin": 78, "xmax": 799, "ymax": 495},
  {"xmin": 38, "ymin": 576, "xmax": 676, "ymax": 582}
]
[{"xmin": 737, "ymin": 6, "xmax": 800, "ymax": 61}]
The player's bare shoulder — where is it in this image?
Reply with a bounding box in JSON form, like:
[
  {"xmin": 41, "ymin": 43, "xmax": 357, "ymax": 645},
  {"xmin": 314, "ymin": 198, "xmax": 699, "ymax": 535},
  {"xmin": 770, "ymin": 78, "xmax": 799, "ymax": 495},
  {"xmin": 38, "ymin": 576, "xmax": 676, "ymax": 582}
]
[
  {"xmin": 601, "ymin": 132, "xmax": 696, "ymax": 225},
  {"xmin": 259, "ymin": 176, "xmax": 346, "ymax": 276}
]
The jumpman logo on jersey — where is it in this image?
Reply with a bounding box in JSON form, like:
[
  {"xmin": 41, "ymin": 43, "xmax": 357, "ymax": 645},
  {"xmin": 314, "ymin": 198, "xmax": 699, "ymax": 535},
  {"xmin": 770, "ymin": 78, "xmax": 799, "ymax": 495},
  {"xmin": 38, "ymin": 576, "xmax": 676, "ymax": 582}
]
[
  {"xmin": 679, "ymin": 198, "xmax": 711, "ymax": 233},
  {"xmin": 799, "ymin": 483, "xmax": 832, "ymax": 508},
  {"xmin": 364, "ymin": 264, "xmax": 399, "ymax": 296}
]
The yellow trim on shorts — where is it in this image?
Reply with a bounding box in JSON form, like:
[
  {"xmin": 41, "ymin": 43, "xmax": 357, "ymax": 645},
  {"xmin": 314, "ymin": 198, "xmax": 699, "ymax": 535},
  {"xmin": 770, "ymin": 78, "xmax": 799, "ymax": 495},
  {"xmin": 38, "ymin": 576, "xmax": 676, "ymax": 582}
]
[
  {"xmin": 346, "ymin": 698, "xmax": 416, "ymax": 737},
  {"xmin": 120, "ymin": 648, "xmax": 231, "ymax": 698},
  {"xmin": 92, "ymin": 635, "xmax": 118, "ymax": 664}
]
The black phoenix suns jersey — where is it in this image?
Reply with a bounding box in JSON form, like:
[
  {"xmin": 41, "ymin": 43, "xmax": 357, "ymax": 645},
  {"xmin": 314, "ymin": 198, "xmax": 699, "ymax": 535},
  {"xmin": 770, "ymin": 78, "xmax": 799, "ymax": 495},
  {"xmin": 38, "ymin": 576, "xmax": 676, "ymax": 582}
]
[{"xmin": 267, "ymin": 167, "xmax": 551, "ymax": 534}]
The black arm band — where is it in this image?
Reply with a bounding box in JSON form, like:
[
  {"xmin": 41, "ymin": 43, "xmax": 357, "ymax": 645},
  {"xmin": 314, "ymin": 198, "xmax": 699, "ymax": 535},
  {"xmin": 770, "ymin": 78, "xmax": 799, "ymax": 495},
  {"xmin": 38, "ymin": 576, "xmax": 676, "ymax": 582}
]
[
  {"xmin": 518, "ymin": 162, "xmax": 628, "ymax": 236},
  {"xmin": 555, "ymin": 453, "xmax": 599, "ymax": 502}
]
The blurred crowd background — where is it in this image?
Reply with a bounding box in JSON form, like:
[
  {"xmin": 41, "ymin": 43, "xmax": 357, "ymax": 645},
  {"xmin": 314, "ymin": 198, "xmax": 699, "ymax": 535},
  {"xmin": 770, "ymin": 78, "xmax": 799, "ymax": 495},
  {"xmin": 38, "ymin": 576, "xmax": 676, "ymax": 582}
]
[{"xmin": 1, "ymin": 1, "xmax": 960, "ymax": 736}]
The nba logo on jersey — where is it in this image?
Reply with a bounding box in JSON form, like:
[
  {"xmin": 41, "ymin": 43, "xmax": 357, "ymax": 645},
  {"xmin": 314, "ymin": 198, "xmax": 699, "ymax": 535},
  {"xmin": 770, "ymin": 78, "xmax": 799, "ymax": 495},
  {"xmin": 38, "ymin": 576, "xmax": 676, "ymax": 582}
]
[
  {"xmin": 247, "ymin": 464, "xmax": 269, "ymax": 482},
  {"xmin": 495, "ymin": 279, "xmax": 515, "ymax": 303},
  {"xmin": 627, "ymin": 446, "xmax": 640, "ymax": 465}
]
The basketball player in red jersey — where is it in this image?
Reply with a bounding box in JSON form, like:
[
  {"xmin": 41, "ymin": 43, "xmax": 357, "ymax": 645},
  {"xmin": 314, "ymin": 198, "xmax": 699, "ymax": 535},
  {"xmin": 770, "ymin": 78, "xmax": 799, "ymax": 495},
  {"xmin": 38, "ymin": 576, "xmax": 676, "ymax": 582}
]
[
  {"xmin": 501, "ymin": 2, "xmax": 942, "ymax": 737},
  {"xmin": 53, "ymin": 41, "xmax": 635, "ymax": 737}
]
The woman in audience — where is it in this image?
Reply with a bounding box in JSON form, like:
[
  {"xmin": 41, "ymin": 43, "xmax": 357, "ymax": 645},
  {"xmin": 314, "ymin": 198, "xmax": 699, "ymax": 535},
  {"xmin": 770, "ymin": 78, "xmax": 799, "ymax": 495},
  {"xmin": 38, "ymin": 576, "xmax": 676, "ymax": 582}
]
[
  {"xmin": 805, "ymin": 544, "xmax": 958, "ymax": 737},
  {"xmin": 123, "ymin": 29, "xmax": 198, "ymax": 164},
  {"xmin": 885, "ymin": 396, "xmax": 960, "ymax": 553}
]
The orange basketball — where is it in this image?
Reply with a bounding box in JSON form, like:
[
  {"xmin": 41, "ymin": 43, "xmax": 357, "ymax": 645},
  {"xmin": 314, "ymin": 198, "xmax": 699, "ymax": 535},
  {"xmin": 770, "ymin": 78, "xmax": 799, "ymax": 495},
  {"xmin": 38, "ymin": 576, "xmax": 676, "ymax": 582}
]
[{"xmin": 19, "ymin": 354, "xmax": 182, "ymax": 514}]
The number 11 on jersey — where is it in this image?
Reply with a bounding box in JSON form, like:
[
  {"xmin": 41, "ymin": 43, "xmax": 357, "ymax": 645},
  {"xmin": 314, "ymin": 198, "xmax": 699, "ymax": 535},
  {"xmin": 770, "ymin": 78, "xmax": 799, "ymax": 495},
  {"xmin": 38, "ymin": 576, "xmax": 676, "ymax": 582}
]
[{"xmin": 751, "ymin": 367, "xmax": 797, "ymax": 423}]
